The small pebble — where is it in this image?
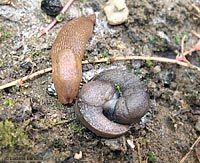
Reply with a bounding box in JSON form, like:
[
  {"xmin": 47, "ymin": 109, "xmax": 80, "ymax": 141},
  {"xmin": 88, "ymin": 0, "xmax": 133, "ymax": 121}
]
[
  {"xmin": 104, "ymin": 139, "xmax": 123, "ymax": 151},
  {"xmin": 41, "ymin": 0, "xmax": 63, "ymax": 16},
  {"xmin": 74, "ymin": 151, "xmax": 82, "ymax": 160},
  {"xmin": 104, "ymin": 0, "xmax": 129, "ymax": 25},
  {"xmin": 127, "ymin": 139, "xmax": 135, "ymax": 149},
  {"xmin": 132, "ymin": 60, "xmax": 143, "ymax": 69},
  {"xmin": 153, "ymin": 65, "xmax": 161, "ymax": 73},
  {"xmin": 47, "ymin": 83, "xmax": 57, "ymax": 96}
]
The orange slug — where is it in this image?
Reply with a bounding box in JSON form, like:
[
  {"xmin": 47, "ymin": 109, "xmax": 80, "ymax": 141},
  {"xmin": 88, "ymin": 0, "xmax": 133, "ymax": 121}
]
[{"xmin": 50, "ymin": 14, "xmax": 96, "ymax": 104}]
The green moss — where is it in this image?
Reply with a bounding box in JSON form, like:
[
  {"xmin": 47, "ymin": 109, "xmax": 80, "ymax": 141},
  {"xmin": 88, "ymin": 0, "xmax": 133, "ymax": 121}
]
[
  {"xmin": 0, "ymin": 120, "xmax": 32, "ymax": 149},
  {"xmin": 181, "ymin": 32, "xmax": 189, "ymax": 40},
  {"xmin": 3, "ymin": 99, "xmax": 14, "ymax": 107},
  {"xmin": 56, "ymin": 13, "xmax": 65, "ymax": 22},
  {"xmin": 144, "ymin": 74, "xmax": 151, "ymax": 85},
  {"xmin": 172, "ymin": 35, "xmax": 181, "ymax": 45},
  {"xmin": 0, "ymin": 58, "xmax": 5, "ymax": 68},
  {"xmin": 80, "ymin": 0, "xmax": 87, "ymax": 3},
  {"xmin": 149, "ymin": 38, "xmax": 158, "ymax": 46},
  {"xmin": 98, "ymin": 46, "xmax": 109, "ymax": 59},
  {"xmin": 148, "ymin": 151, "xmax": 156, "ymax": 163},
  {"xmin": 4, "ymin": 31, "xmax": 11, "ymax": 38},
  {"xmin": 12, "ymin": 64, "xmax": 20, "ymax": 71},
  {"xmin": 0, "ymin": 26, "xmax": 12, "ymax": 41},
  {"xmin": 99, "ymin": 53, "xmax": 109, "ymax": 59},
  {"xmin": 68, "ymin": 122, "xmax": 84, "ymax": 135},
  {"xmin": 172, "ymin": 32, "xmax": 190, "ymax": 46},
  {"xmin": 146, "ymin": 60, "xmax": 153, "ymax": 68},
  {"xmin": 30, "ymin": 49, "xmax": 48, "ymax": 57}
]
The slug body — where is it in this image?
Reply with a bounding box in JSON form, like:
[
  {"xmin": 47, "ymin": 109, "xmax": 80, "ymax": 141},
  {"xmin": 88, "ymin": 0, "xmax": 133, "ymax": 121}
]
[
  {"xmin": 50, "ymin": 14, "xmax": 96, "ymax": 104},
  {"xmin": 75, "ymin": 69, "xmax": 149, "ymax": 138}
]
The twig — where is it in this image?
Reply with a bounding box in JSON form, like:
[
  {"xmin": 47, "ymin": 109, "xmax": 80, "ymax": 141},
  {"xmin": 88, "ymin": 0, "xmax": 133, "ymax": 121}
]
[
  {"xmin": 174, "ymin": 30, "xmax": 200, "ymax": 68},
  {"xmin": 192, "ymin": 4, "xmax": 200, "ymax": 18},
  {"xmin": 181, "ymin": 35, "xmax": 186, "ymax": 54},
  {"xmin": 1, "ymin": 31, "xmax": 200, "ymax": 90},
  {"xmin": 38, "ymin": 0, "xmax": 75, "ymax": 37},
  {"xmin": 111, "ymin": 56, "xmax": 200, "ymax": 71},
  {"xmin": 0, "ymin": 67, "xmax": 52, "ymax": 90},
  {"xmin": 192, "ymin": 30, "xmax": 200, "ymax": 39},
  {"xmin": 1, "ymin": 55, "xmax": 200, "ymax": 90},
  {"xmin": 176, "ymin": 35, "xmax": 191, "ymax": 66},
  {"xmin": 0, "ymin": 0, "xmax": 16, "ymax": 7},
  {"xmin": 179, "ymin": 136, "xmax": 200, "ymax": 163}
]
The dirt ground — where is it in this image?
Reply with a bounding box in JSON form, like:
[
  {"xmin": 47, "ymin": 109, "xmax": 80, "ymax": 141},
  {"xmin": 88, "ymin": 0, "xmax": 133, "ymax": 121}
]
[{"xmin": 0, "ymin": 0, "xmax": 200, "ymax": 163}]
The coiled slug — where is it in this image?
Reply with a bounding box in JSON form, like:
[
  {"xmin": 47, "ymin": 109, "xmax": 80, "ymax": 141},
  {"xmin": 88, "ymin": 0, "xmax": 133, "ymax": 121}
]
[
  {"xmin": 75, "ymin": 69, "xmax": 149, "ymax": 138},
  {"xmin": 50, "ymin": 14, "xmax": 96, "ymax": 104}
]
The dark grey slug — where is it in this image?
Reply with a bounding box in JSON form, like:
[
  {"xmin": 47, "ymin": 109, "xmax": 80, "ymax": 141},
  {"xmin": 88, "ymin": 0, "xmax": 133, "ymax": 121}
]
[{"xmin": 75, "ymin": 69, "xmax": 149, "ymax": 138}]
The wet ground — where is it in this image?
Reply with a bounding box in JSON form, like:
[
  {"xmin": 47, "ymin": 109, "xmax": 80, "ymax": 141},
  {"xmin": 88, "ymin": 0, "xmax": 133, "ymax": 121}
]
[{"xmin": 0, "ymin": 0, "xmax": 200, "ymax": 163}]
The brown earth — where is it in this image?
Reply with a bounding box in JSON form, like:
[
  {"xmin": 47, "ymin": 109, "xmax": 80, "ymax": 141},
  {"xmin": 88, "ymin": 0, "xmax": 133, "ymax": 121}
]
[{"xmin": 0, "ymin": 0, "xmax": 200, "ymax": 163}]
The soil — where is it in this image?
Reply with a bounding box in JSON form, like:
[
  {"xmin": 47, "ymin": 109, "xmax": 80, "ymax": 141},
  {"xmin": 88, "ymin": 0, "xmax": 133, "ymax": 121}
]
[{"xmin": 0, "ymin": 0, "xmax": 200, "ymax": 163}]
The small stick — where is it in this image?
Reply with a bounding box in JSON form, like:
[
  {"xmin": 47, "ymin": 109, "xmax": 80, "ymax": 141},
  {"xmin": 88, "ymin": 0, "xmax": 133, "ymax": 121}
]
[
  {"xmin": 192, "ymin": 4, "xmax": 200, "ymax": 14},
  {"xmin": 38, "ymin": 0, "xmax": 75, "ymax": 37},
  {"xmin": 181, "ymin": 35, "xmax": 186, "ymax": 54},
  {"xmin": 1, "ymin": 55, "xmax": 200, "ymax": 90},
  {"xmin": 192, "ymin": 4, "xmax": 200, "ymax": 18},
  {"xmin": 182, "ymin": 41, "xmax": 200, "ymax": 56},
  {"xmin": 176, "ymin": 35, "xmax": 192, "ymax": 66},
  {"xmin": 192, "ymin": 30, "xmax": 200, "ymax": 39},
  {"xmin": 179, "ymin": 136, "xmax": 200, "ymax": 163},
  {"xmin": 111, "ymin": 56, "xmax": 200, "ymax": 71},
  {"xmin": 81, "ymin": 58, "xmax": 109, "ymax": 64},
  {"xmin": 181, "ymin": 30, "xmax": 200, "ymax": 56},
  {"xmin": 0, "ymin": 67, "xmax": 52, "ymax": 90}
]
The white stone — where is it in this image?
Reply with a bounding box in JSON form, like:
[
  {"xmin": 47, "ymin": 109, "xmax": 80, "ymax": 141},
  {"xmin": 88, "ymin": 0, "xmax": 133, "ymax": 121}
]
[{"xmin": 104, "ymin": 0, "xmax": 129, "ymax": 25}]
